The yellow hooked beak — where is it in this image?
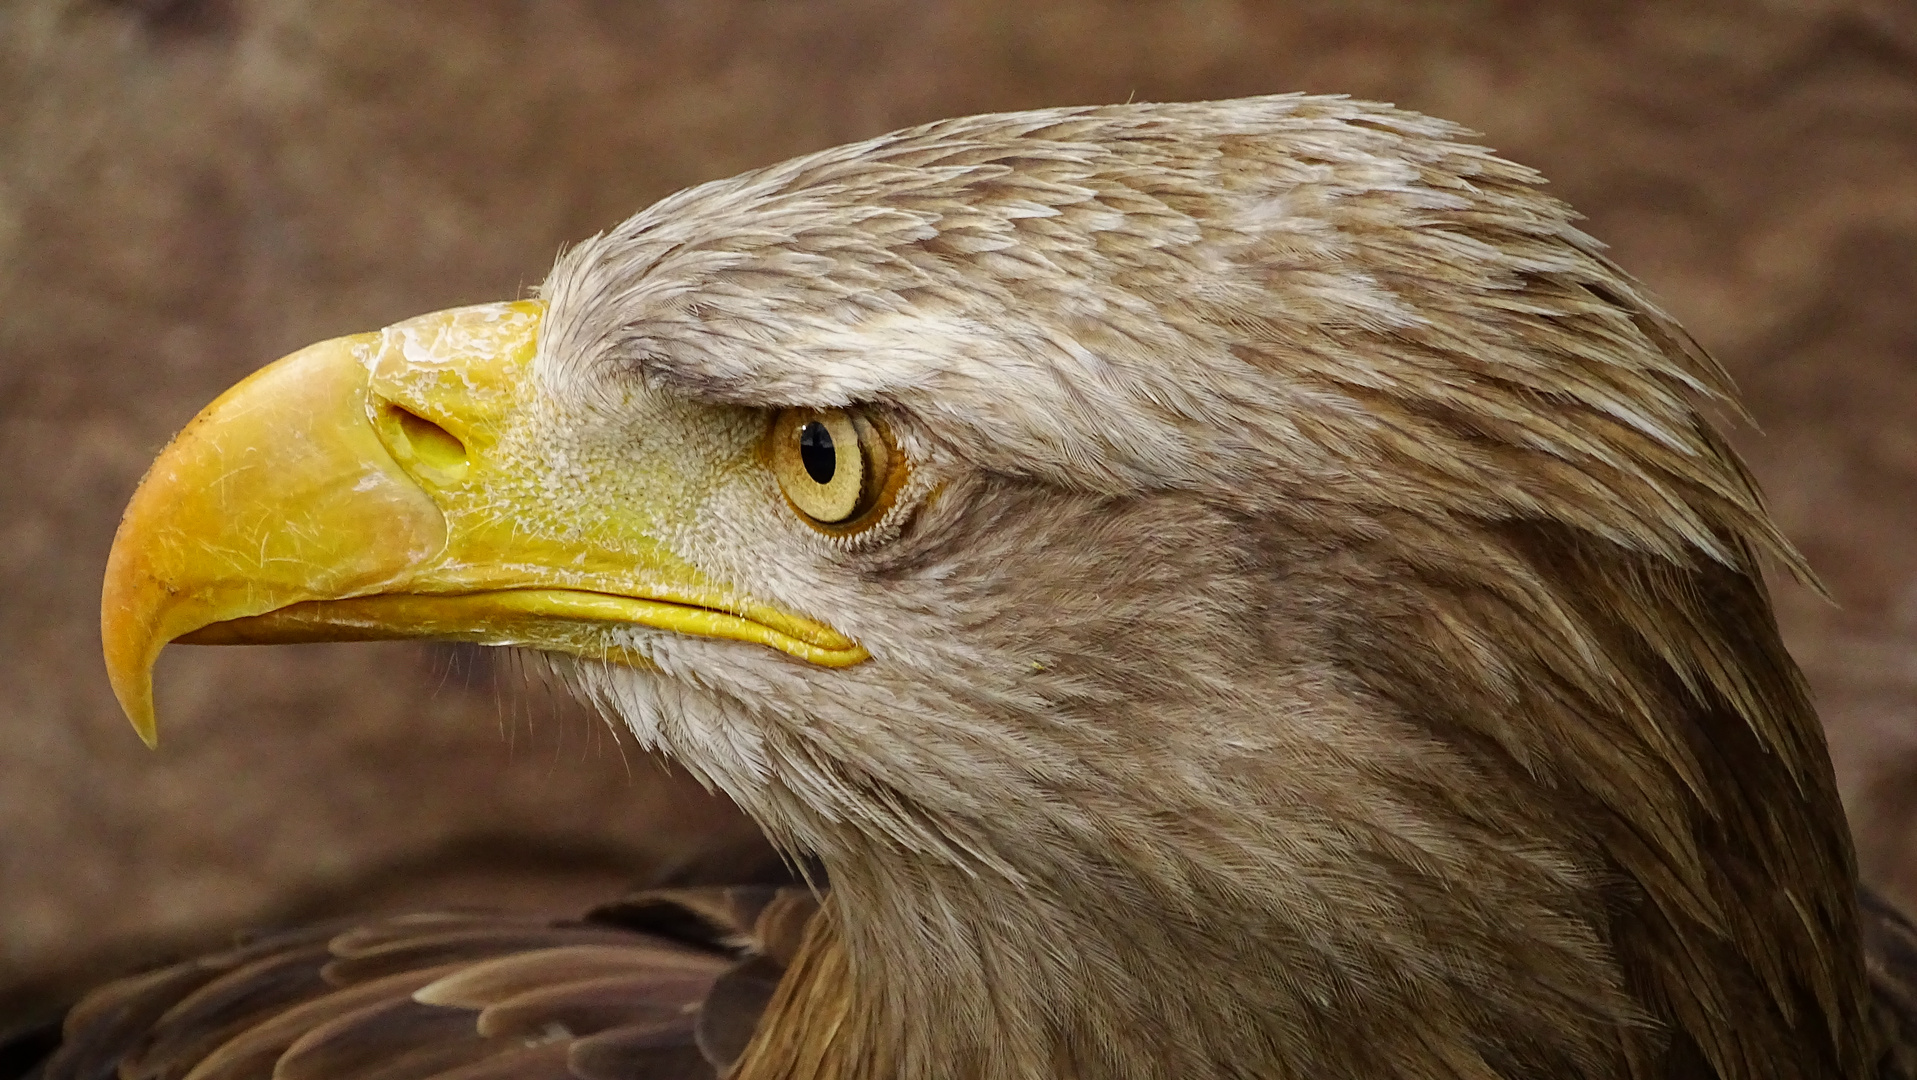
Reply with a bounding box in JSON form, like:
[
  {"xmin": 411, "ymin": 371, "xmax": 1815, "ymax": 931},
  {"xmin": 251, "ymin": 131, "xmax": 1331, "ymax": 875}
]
[{"xmin": 102, "ymin": 300, "xmax": 866, "ymax": 747}]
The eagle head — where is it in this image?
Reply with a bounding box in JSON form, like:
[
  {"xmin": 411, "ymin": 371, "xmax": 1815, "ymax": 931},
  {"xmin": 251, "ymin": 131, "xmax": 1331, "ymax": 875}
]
[{"xmin": 99, "ymin": 96, "xmax": 1876, "ymax": 1080}]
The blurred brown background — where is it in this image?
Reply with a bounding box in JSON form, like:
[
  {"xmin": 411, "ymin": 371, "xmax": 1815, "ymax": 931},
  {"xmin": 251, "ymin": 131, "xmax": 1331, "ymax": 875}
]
[{"xmin": 3, "ymin": 0, "xmax": 1915, "ymax": 1022}]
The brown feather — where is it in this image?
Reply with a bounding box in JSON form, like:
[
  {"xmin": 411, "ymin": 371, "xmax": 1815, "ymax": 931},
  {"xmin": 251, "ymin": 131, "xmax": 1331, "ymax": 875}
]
[
  {"xmin": 121, "ymin": 943, "xmax": 339, "ymax": 1080},
  {"xmin": 270, "ymin": 997, "xmax": 492, "ymax": 1080},
  {"xmin": 29, "ymin": 890, "xmax": 811, "ymax": 1080},
  {"xmin": 727, "ymin": 907, "xmax": 858, "ymax": 1080},
  {"xmin": 320, "ymin": 928, "xmax": 651, "ymax": 988},
  {"xmin": 568, "ymin": 1024, "xmax": 712, "ymax": 1080}
]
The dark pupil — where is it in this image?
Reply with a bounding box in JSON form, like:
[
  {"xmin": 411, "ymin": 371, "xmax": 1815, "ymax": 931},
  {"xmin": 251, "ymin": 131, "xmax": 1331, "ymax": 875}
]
[{"xmin": 798, "ymin": 421, "xmax": 836, "ymax": 485}]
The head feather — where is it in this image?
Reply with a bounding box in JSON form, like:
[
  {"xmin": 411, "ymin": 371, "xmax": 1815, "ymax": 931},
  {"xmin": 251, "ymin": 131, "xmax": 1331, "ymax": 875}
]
[{"xmin": 540, "ymin": 95, "xmax": 1868, "ymax": 1080}]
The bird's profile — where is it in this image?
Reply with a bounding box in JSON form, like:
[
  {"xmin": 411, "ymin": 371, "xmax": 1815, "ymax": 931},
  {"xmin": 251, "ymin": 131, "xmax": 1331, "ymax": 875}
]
[{"xmin": 14, "ymin": 93, "xmax": 1917, "ymax": 1080}]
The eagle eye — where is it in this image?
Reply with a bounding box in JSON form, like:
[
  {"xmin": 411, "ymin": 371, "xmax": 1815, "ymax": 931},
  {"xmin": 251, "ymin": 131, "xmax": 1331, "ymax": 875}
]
[{"xmin": 769, "ymin": 407, "xmax": 897, "ymax": 530}]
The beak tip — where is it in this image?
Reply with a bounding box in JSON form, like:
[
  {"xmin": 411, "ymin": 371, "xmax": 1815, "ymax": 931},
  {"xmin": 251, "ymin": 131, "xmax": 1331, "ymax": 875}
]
[
  {"xmin": 102, "ymin": 594, "xmax": 161, "ymax": 749},
  {"xmin": 110, "ymin": 669, "xmax": 160, "ymax": 749}
]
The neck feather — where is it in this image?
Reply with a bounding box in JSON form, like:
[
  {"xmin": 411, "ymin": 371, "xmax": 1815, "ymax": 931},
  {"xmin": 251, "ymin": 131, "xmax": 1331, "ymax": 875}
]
[{"xmin": 732, "ymin": 524, "xmax": 1877, "ymax": 1080}]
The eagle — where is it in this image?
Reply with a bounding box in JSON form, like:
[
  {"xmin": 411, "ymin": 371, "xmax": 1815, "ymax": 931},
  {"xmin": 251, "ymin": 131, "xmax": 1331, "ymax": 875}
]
[{"xmin": 14, "ymin": 93, "xmax": 1917, "ymax": 1080}]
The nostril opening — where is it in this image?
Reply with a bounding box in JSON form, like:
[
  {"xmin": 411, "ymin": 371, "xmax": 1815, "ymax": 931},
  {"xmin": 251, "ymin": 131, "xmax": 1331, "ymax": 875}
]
[{"xmin": 386, "ymin": 405, "xmax": 470, "ymax": 476}]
